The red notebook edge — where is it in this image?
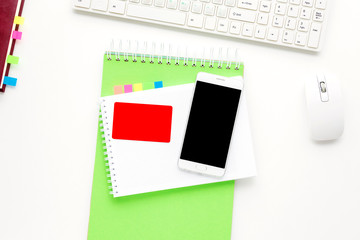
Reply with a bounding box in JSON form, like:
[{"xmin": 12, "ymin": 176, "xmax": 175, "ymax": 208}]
[{"xmin": 0, "ymin": 0, "xmax": 25, "ymax": 93}]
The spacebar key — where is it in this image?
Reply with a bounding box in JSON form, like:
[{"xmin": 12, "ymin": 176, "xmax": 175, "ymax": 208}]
[{"xmin": 127, "ymin": 4, "xmax": 186, "ymax": 25}]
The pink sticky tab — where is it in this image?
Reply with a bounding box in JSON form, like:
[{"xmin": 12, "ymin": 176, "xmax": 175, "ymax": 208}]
[
  {"xmin": 114, "ymin": 85, "xmax": 123, "ymax": 95},
  {"xmin": 12, "ymin": 31, "xmax": 22, "ymax": 40},
  {"xmin": 124, "ymin": 85, "xmax": 133, "ymax": 93}
]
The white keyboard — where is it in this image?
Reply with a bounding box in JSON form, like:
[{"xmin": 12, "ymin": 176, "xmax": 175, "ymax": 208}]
[{"xmin": 74, "ymin": 0, "xmax": 328, "ymax": 52}]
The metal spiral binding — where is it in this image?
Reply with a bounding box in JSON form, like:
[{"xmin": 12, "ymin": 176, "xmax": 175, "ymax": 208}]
[
  {"xmin": 226, "ymin": 48, "xmax": 231, "ymax": 69},
  {"xmin": 116, "ymin": 40, "xmax": 121, "ymax": 61},
  {"xmin": 158, "ymin": 43, "xmax": 164, "ymax": 64},
  {"xmin": 166, "ymin": 45, "xmax": 172, "ymax": 65},
  {"xmin": 200, "ymin": 48, "xmax": 206, "ymax": 68},
  {"xmin": 132, "ymin": 41, "xmax": 138, "ymax": 63},
  {"xmin": 175, "ymin": 46, "xmax": 180, "ymax": 65},
  {"xmin": 105, "ymin": 40, "xmax": 243, "ymax": 71},
  {"xmin": 217, "ymin": 48, "xmax": 223, "ymax": 69},
  {"xmin": 234, "ymin": 49, "xmax": 241, "ymax": 70},
  {"xmin": 209, "ymin": 48, "xmax": 214, "ymax": 68},
  {"xmin": 99, "ymin": 99, "xmax": 118, "ymax": 196},
  {"xmin": 124, "ymin": 40, "xmax": 129, "ymax": 62},
  {"xmin": 150, "ymin": 42, "xmax": 155, "ymax": 64},
  {"xmin": 184, "ymin": 47, "xmax": 189, "ymax": 66},
  {"xmin": 141, "ymin": 42, "xmax": 147, "ymax": 63},
  {"xmin": 106, "ymin": 39, "xmax": 114, "ymax": 61}
]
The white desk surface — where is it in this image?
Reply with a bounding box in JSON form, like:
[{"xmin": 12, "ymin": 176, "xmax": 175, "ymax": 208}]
[{"xmin": 1, "ymin": 1, "xmax": 360, "ymax": 239}]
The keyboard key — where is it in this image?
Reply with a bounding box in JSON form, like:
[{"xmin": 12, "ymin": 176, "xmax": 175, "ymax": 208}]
[
  {"xmin": 267, "ymin": 28, "xmax": 279, "ymax": 41},
  {"xmin": 259, "ymin": 1, "xmax": 271, "ymax": 12},
  {"xmin": 142, "ymin": 0, "xmax": 153, "ymax": 5},
  {"xmin": 282, "ymin": 30, "xmax": 294, "ymax": 43},
  {"xmin": 192, "ymin": 2, "xmax": 203, "ymax": 13},
  {"xmin": 179, "ymin": 0, "xmax": 190, "ymax": 11},
  {"xmin": 155, "ymin": 0, "xmax": 166, "ymax": 7},
  {"xmin": 298, "ymin": 20, "xmax": 309, "ymax": 31},
  {"xmin": 229, "ymin": 21, "xmax": 241, "ymax": 34},
  {"xmin": 273, "ymin": 15, "xmax": 284, "ymax": 27},
  {"xmin": 74, "ymin": 0, "xmax": 91, "ymax": 8},
  {"xmin": 287, "ymin": 5, "xmax": 299, "ymax": 17},
  {"xmin": 289, "ymin": 0, "xmax": 300, "ymax": 5},
  {"xmin": 109, "ymin": 0, "xmax": 126, "ymax": 14},
  {"xmin": 315, "ymin": 0, "xmax": 326, "ymax": 9},
  {"xmin": 277, "ymin": 0, "xmax": 287, "ymax": 3},
  {"xmin": 217, "ymin": 19, "xmax": 229, "ymax": 32},
  {"xmin": 200, "ymin": 0, "xmax": 210, "ymax": 2},
  {"xmin": 205, "ymin": 17, "xmax": 217, "ymax": 30},
  {"xmin": 130, "ymin": 0, "xmax": 140, "ymax": 3},
  {"xmin": 302, "ymin": 0, "xmax": 313, "ymax": 7},
  {"xmin": 225, "ymin": 0, "xmax": 236, "ymax": 7},
  {"xmin": 257, "ymin": 13, "xmax": 268, "ymax": 25},
  {"xmin": 275, "ymin": 3, "xmax": 287, "ymax": 15},
  {"xmin": 300, "ymin": 7, "xmax": 312, "ymax": 19},
  {"xmin": 92, "ymin": 0, "xmax": 108, "ymax": 11},
  {"xmin": 295, "ymin": 32, "xmax": 307, "ymax": 45},
  {"xmin": 308, "ymin": 22, "xmax": 321, "ymax": 48},
  {"xmin": 229, "ymin": 8, "xmax": 257, "ymax": 22},
  {"xmin": 242, "ymin": 23, "xmax": 254, "ymax": 36},
  {"xmin": 167, "ymin": 0, "xmax": 178, "ymax": 9},
  {"xmin": 188, "ymin": 13, "xmax": 204, "ymax": 27},
  {"xmin": 238, "ymin": 0, "xmax": 259, "ymax": 10},
  {"xmin": 217, "ymin": 6, "xmax": 228, "ymax": 18},
  {"xmin": 254, "ymin": 25, "xmax": 266, "ymax": 38},
  {"xmin": 213, "ymin": 0, "xmax": 223, "ymax": 4},
  {"xmin": 127, "ymin": 4, "xmax": 186, "ymax": 25},
  {"xmin": 285, "ymin": 17, "xmax": 296, "ymax": 29},
  {"xmin": 313, "ymin": 9, "xmax": 324, "ymax": 21},
  {"xmin": 204, "ymin": 4, "xmax": 215, "ymax": 15}
]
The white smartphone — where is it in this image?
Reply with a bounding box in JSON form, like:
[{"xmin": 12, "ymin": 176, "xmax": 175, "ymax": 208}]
[{"xmin": 178, "ymin": 72, "xmax": 244, "ymax": 177}]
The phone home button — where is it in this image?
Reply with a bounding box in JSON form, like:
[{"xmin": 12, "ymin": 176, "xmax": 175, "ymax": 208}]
[{"xmin": 196, "ymin": 164, "xmax": 207, "ymax": 171}]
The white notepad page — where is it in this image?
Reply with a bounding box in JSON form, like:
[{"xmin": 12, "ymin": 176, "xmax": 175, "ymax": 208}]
[{"xmin": 100, "ymin": 83, "xmax": 257, "ymax": 197}]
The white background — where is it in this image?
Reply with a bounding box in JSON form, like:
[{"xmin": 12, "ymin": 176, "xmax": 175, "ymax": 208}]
[{"xmin": 1, "ymin": 0, "xmax": 360, "ymax": 239}]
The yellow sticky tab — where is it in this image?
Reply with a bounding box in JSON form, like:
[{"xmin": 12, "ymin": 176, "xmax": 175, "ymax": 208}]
[
  {"xmin": 133, "ymin": 83, "xmax": 143, "ymax": 92},
  {"xmin": 14, "ymin": 16, "xmax": 25, "ymax": 25}
]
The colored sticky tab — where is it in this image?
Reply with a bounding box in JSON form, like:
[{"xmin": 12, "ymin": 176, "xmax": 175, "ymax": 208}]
[
  {"xmin": 12, "ymin": 31, "xmax": 22, "ymax": 40},
  {"xmin": 114, "ymin": 85, "xmax": 123, "ymax": 95},
  {"xmin": 142, "ymin": 82, "xmax": 155, "ymax": 90},
  {"xmin": 154, "ymin": 81, "xmax": 163, "ymax": 89},
  {"xmin": 3, "ymin": 76, "xmax": 17, "ymax": 86},
  {"xmin": 133, "ymin": 83, "xmax": 143, "ymax": 92},
  {"xmin": 6, "ymin": 55, "xmax": 19, "ymax": 64},
  {"xmin": 124, "ymin": 84, "xmax": 133, "ymax": 93},
  {"xmin": 14, "ymin": 16, "xmax": 25, "ymax": 25},
  {"xmin": 112, "ymin": 103, "xmax": 173, "ymax": 143}
]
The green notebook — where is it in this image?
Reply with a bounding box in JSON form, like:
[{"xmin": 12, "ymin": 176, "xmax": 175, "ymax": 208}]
[{"xmin": 88, "ymin": 51, "xmax": 244, "ymax": 240}]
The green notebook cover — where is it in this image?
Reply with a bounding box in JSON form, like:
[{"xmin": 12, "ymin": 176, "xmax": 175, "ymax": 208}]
[{"xmin": 88, "ymin": 54, "xmax": 244, "ymax": 240}]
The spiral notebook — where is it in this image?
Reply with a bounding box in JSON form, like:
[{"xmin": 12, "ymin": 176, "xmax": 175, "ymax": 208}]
[
  {"xmin": 100, "ymin": 83, "xmax": 256, "ymax": 197},
  {"xmin": 88, "ymin": 41, "xmax": 252, "ymax": 240}
]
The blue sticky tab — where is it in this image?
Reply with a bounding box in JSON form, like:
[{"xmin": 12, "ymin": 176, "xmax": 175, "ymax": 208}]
[
  {"xmin": 3, "ymin": 76, "xmax": 17, "ymax": 86},
  {"xmin": 154, "ymin": 81, "xmax": 163, "ymax": 89}
]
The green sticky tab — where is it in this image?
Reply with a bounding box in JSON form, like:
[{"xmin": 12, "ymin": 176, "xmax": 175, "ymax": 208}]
[
  {"xmin": 142, "ymin": 82, "xmax": 155, "ymax": 90},
  {"xmin": 7, "ymin": 55, "xmax": 19, "ymax": 64}
]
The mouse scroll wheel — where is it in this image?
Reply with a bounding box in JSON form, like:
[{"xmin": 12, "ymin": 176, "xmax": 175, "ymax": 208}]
[{"xmin": 320, "ymin": 81, "xmax": 327, "ymax": 93}]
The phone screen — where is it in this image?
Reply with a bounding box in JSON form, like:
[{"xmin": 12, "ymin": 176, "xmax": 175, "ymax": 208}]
[{"xmin": 180, "ymin": 81, "xmax": 241, "ymax": 168}]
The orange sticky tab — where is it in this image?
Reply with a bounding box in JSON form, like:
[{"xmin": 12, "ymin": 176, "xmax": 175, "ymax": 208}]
[{"xmin": 114, "ymin": 85, "xmax": 123, "ymax": 95}]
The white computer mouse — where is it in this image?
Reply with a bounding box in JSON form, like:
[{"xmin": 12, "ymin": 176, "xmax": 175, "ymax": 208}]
[{"xmin": 305, "ymin": 73, "xmax": 344, "ymax": 141}]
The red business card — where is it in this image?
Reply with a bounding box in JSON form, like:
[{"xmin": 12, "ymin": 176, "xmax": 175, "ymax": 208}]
[{"xmin": 112, "ymin": 102, "xmax": 173, "ymax": 143}]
